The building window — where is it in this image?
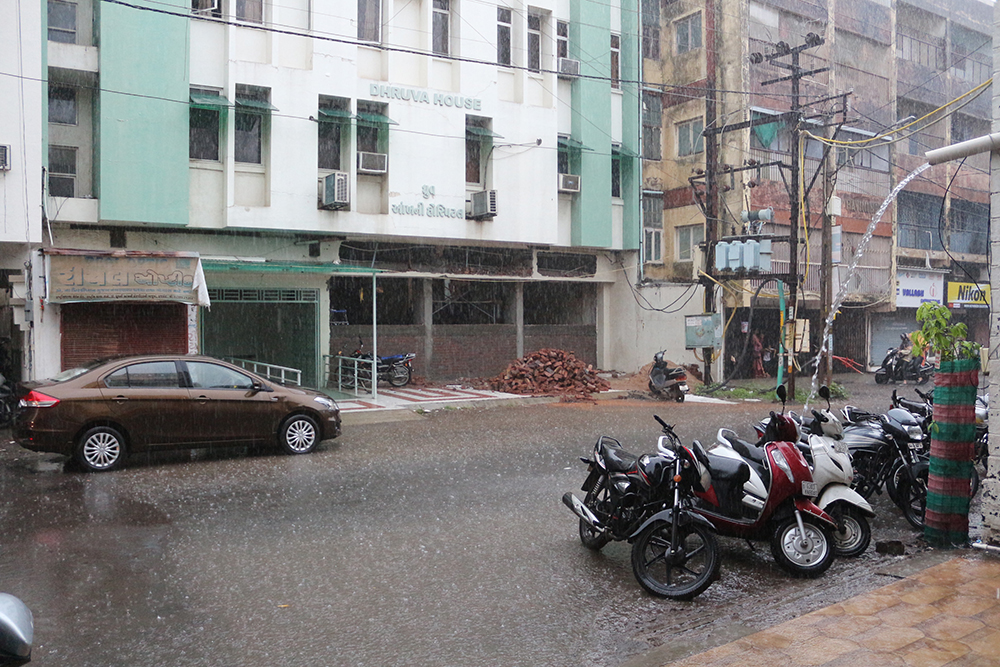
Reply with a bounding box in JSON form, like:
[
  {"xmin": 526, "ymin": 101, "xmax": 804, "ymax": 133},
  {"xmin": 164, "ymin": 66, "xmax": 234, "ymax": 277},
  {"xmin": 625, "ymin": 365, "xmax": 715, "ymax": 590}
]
[
  {"xmin": 611, "ymin": 147, "xmax": 622, "ymax": 198},
  {"xmin": 192, "ymin": 0, "xmax": 221, "ymax": 17},
  {"xmin": 676, "ymin": 12, "xmax": 702, "ymax": 54},
  {"xmin": 527, "ymin": 10, "xmax": 542, "ymax": 72},
  {"xmin": 497, "ymin": 7, "xmax": 512, "ymax": 65},
  {"xmin": 48, "ymin": 0, "xmax": 77, "ymax": 43},
  {"xmin": 358, "ymin": 0, "xmax": 380, "ymax": 42},
  {"xmin": 433, "ymin": 0, "xmax": 450, "ymax": 56},
  {"xmin": 677, "ymin": 117, "xmax": 704, "ymax": 157},
  {"xmin": 356, "ymin": 101, "xmax": 393, "ymax": 155},
  {"xmin": 557, "ymin": 20, "xmax": 568, "ymax": 59},
  {"xmin": 949, "ymin": 200, "xmax": 989, "ymax": 255},
  {"xmin": 189, "ymin": 89, "xmax": 224, "ymax": 161},
  {"xmin": 642, "ymin": 91, "xmax": 662, "ymax": 160},
  {"xmin": 318, "ymin": 97, "xmax": 350, "ymax": 171},
  {"xmin": 49, "ymin": 85, "xmax": 77, "ymax": 125},
  {"xmin": 897, "ymin": 191, "xmax": 944, "ymax": 250},
  {"xmin": 49, "ymin": 146, "xmax": 77, "ymax": 197},
  {"xmin": 466, "ymin": 116, "xmax": 495, "ymax": 185},
  {"xmin": 235, "ymin": 0, "xmax": 263, "ymax": 22},
  {"xmin": 641, "ymin": 0, "xmax": 660, "ymax": 60},
  {"xmin": 610, "ymin": 34, "xmax": 621, "ymax": 89},
  {"xmin": 235, "ymin": 85, "xmax": 272, "ymax": 164},
  {"xmin": 643, "ymin": 195, "xmax": 664, "ymax": 263},
  {"xmin": 677, "ymin": 224, "xmax": 704, "ymax": 261}
]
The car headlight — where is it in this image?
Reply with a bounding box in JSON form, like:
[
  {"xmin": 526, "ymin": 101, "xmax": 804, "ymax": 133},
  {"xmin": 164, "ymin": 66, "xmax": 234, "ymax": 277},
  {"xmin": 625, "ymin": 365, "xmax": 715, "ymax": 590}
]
[{"xmin": 313, "ymin": 396, "xmax": 336, "ymax": 410}]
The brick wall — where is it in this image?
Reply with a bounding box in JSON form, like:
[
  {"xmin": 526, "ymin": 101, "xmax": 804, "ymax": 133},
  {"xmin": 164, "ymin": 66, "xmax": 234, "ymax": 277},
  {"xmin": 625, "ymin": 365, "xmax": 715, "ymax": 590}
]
[
  {"xmin": 432, "ymin": 325, "xmax": 518, "ymax": 380},
  {"xmin": 525, "ymin": 325, "xmax": 597, "ymax": 367}
]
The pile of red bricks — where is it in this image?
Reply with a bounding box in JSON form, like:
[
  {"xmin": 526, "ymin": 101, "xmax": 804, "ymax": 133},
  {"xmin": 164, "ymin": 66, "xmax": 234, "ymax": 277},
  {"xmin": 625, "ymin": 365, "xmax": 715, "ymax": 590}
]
[{"xmin": 490, "ymin": 348, "xmax": 610, "ymax": 397}]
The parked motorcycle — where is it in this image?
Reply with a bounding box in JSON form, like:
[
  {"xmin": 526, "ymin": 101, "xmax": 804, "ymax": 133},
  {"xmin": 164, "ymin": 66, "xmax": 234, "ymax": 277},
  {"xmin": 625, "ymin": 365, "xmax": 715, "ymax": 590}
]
[
  {"xmin": 648, "ymin": 351, "xmax": 689, "ymax": 402},
  {"xmin": 562, "ymin": 418, "xmax": 720, "ymax": 600},
  {"xmin": 874, "ymin": 334, "xmax": 933, "ymax": 385},
  {"xmin": 340, "ymin": 337, "xmax": 416, "ymax": 388},
  {"xmin": 0, "ymin": 373, "xmax": 13, "ymax": 428},
  {"xmin": 703, "ymin": 385, "xmax": 838, "ymax": 576},
  {"xmin": 839, "ymin": 405, "xmax": 929, "ymax": 529},
  {"xmin": 753, "ymin": 387, "xmax": 875, "ymax": 557}
]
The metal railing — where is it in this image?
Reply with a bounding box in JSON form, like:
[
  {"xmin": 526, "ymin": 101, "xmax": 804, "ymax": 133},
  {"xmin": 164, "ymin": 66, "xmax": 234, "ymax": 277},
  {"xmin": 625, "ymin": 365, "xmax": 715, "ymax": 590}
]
[
  {"xmin": 224, "ymin": 357, "xmax": 302, "ymax": 386},
  {"xmin": 323, "ymin": 354, "xmax": 378, "ymax": 399},
  {"xmin": 897, "ymin": 30, "xmax": 946, "ymax": 70}
]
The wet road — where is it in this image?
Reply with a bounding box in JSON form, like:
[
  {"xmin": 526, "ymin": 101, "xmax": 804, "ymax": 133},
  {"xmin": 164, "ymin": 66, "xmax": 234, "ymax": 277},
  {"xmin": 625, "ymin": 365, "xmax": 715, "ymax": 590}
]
[{"xmin": 0, "ymin": 375, "xmax": 976, "ymax": 666}]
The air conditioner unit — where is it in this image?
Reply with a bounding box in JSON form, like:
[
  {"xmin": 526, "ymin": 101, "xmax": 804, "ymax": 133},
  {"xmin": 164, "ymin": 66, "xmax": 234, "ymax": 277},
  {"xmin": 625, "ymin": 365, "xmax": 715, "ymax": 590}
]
[
  {"xmin": 319, "ymin": 171, "xmax": 350, "ymax": 210},
  {"xmin": 558, "ymin": 173, "xmax": 581, "ymax": 193},
  {"xmin": 357, "ymin": 152, "xmax": 388, "ymax": 174},
  {"xmin": 558, "ymin": 57, "xmax": 581, "ymax": 78},
  {"xmin": 468, "ymin": 190, "xmax": 498, "ymax": 220},
  {"xmin": 192, "ymin": 0, "xmax": 219, "ymax": 14},
  {"xmin": 0, "ymin": 145, "xmax": 9, "ymax": 171}
]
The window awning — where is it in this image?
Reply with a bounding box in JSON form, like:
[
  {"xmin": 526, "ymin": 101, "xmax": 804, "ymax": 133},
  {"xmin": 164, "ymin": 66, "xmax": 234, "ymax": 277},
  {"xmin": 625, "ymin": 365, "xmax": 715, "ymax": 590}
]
[
  {"xmin": 356, "ymin": 111, "xmax": 398, "ymax": 126},
  {"xmin": 466, "ymin": 126, "xmax": 504, "ymax": 139},
  {"xmin": 190, "ymin": 91, "xmax": 232, "ymax": 109},
  {"xmin": 613, "ymin": 144, "xmax": 640, "ymax": 159},
  {"xmin": 236, "ymin": 97, "xmax": 279, "ymax": 112},
  {"xmin": 558, "ymin": 136, "xmax": 592, "ymax": 151},
  {"xmin": 318, "ymin": 108, "xmax": 354, "ymax": 122},
  {"xmin": 201, "ymin": 258, "xmax": 384, "ymax": 274}
]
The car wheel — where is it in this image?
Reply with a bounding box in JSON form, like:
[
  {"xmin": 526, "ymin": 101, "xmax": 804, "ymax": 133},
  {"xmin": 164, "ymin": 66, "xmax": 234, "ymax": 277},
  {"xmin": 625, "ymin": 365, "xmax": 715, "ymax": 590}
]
[
  {"xmin": 279, "ymin": 414, "xmax": 319, "ymax": 454},
  {"xmin": 76, "ymin": 426, "xmax": 127, "ymax": 472}
]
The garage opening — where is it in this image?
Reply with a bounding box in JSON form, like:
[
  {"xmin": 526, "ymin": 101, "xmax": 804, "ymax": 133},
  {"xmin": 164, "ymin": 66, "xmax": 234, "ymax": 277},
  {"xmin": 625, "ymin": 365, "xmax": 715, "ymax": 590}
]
[
  {"xmin": 201, "ymin": 288, "xmax": 319, "ymax": 387},
  {"xmin": 60, "ymin": 302, "xmax": 189, "ymax": 370}
]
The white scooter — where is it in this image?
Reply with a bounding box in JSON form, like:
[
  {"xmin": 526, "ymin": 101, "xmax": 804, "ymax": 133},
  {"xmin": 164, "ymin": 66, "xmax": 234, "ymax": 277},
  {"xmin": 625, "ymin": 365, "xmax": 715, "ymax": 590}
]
[{"xmin": 739, "ymin": 386, "xmax": 875, "ymax": 557}]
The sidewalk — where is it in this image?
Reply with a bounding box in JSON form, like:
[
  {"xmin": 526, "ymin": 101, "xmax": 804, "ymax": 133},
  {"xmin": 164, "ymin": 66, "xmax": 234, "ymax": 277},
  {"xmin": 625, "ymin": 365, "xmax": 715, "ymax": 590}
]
[{"xmin": 631, "ymin": 551, "xmax": 1000, "ymax": 667}]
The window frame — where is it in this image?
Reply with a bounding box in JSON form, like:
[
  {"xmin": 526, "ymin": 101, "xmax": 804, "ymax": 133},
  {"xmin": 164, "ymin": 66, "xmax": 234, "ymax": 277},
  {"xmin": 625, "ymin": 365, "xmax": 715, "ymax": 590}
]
[
  {"xmin": 234, "ymin": 0, "xmax": 263, "ymax": 24},
  {"xmin": 465, "ymin": 117, "xmax": 496, "ymax": 186},
  {"xmin": 642, "ymin": 91, "xmax": 662, "ymax": 160},
  {"xmin": 610, "ymin": 34, "xmax": 621, "ymax": 89},
  {"xmin": 48, "ymin": 0, "xmax": 77, "ymax": 43},
  {"xmin": 676, "ymin": 12, "xmax": 702, "ymax": 55},
  {"xmin": 677, "ymin": 117, "xmax": 705, "ymax": 157},
  {"xmin": 676, "ymin": 224, "xmax": 705, "ymax": 262},
  {"xmin": 557, "ymin": 20, "xmax": 569, "ymax": 60},
  {"xmin": 527, "ymin": 10, "xmax": 542, "ymax": 73},
  {"xmin": 48, "ymin": 145, "xmax": 77, "ymax": 198},
  {"xmin": 497, "ymin": 7, "xmax": 512, "ymax": 66},
  {"xmin": 611, "ymin": 146, "xmax": 622, "ymax": 198},
  {"xmin": 358, "ymin": 0, "xmax": 381, "ymax": 42},
  {"xmin": 641, "ymin": 0, "xmax": 660, "ymax": 60},
  {"xmin": 189, "ymin": 87, "xmax": 228, "ymax": 162},
  {"xmin": 356, "ymin": 101, "xmax": 392, "ymax": 156},
  {"xmin": 318, "ymin": 97, "xmax": 351, "ymax": 171},
  {"xmin": 234, "ymin": 84, "xmax": 273, "ymax": 165},
  {"xmin": 48, "ymin": 85, "xmax": 78, "ymax": 126},
  {"xmin": 643, "ymin": 194, "xmax": 664, "ymax": 264},
  {"xmin": 433, "ymin": 0, "xmax": 450, "ymax": 56}
]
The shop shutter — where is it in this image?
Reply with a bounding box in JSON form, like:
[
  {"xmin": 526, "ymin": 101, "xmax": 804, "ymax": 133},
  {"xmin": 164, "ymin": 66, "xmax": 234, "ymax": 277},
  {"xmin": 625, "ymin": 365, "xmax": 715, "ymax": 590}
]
[{"xmin": 61, "ymin": 302, "xmax": 189, "ymax": 370}]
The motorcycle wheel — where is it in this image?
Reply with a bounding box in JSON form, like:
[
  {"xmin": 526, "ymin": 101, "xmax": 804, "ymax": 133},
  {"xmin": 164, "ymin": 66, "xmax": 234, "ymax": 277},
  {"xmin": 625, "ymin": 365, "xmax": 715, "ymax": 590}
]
[
  {"xmin": 828, "ymin": 504, "xmax": 871, "ymax": 558},
  {"xmin": 579, "ymin": 483, "xmax": 611, "ymax": 551},
  {"xmin": 388, "ymin": 364, "xmax": 412, "ymax": 387},
  {"xmin": 769, "ymin": 515, "xmax": 835, "ymax": 577},
  {"xmin": 674, "ymin": 393, "xmax": 685, "ymax": 403},
  {"xmin": 899, "ymin": 468, "xmax": 928, "ymax": 530},
  {"xmin": 849, "ymin": 452, "xmax": 879, "ymax": 500},
  {"xmin": 875, "ymin": 370, "xmax": 888, "ymax": 385},
  {"xmin": 631, "ymin": 521, "xmax": 719, "ymax": 600}
]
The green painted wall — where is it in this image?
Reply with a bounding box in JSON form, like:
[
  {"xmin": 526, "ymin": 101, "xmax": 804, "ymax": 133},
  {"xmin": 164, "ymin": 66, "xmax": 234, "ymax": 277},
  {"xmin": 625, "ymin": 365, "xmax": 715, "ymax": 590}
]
[
  {"xmin": 96, "ymin": 0, "xmax": 189, "ymax": 224},
  {"xmin": 569, "ymin": 0, "xmax": 640, "ymax": 250}
]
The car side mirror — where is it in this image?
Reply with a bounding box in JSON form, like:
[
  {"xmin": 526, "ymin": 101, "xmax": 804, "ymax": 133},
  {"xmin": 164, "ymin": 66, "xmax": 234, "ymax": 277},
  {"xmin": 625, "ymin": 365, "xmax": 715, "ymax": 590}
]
[{"xmin": 0, "ymin": 593, "xmax": 33, "ymax": 660}]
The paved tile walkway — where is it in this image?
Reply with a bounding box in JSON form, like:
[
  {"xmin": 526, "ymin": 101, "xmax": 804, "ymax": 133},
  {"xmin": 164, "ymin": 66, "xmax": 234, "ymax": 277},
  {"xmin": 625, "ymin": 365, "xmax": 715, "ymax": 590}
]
[{"xmin": 664, "ymin": 555, "xmax": 1000, "ymax": 667}]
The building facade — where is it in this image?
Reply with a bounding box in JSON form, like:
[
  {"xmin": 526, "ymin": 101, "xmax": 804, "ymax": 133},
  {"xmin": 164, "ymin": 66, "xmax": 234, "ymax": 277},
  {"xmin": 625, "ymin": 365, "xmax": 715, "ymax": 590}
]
[{"xmin": 2, "ymin": 0, "xmax": 718, "ymax": 386}]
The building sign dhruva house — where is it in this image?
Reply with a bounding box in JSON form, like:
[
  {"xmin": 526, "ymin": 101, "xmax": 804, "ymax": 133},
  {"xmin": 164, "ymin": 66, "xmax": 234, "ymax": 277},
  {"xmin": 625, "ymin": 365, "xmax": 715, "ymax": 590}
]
[{"xmin": 369, "ymin": 83, "xmax": 482, "ymax": 110}]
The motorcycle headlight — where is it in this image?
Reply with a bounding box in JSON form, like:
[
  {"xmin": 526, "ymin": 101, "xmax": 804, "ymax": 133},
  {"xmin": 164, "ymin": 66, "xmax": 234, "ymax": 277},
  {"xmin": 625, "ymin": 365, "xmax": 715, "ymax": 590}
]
[
  {"xmin": 906, "ymin": 425, "xmax": 924, "ymax": 440},
  {"xmin": 770, "ymin": 448, "xmax": 796, "ymax": 484},
  {"xmin": 313, "ymin": 396, "xmax": 336, "ymax": 411}
]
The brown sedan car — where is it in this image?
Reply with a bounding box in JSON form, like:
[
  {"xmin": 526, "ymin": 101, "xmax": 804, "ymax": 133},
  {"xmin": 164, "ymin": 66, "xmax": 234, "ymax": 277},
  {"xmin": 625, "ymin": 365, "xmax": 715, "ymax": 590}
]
[{"xmin": 14, "ymin": 355, "xmax": 341, "ymax": 472}]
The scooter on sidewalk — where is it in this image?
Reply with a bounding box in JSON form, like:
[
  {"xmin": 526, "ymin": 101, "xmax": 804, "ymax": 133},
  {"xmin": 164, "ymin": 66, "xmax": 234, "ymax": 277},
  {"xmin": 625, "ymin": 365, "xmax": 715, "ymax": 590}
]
[{"xmin": 648, "ymin": 351, "xmax": 689, "ymax": 402}]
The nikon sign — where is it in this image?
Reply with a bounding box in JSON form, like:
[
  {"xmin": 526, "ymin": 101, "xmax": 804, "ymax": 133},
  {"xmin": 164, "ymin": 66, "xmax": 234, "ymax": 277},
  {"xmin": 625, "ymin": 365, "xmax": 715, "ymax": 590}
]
[{"xmin": 947, "ymin": 282, "xmax": 990, "ymax": 309}]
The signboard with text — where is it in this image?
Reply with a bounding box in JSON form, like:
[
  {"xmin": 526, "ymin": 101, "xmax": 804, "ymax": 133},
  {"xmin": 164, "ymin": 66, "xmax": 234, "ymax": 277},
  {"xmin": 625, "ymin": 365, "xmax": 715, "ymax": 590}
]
[
  {"xmin": 47, "ymin": 252, "xmax": 208, "ymax": 305},
  {"xmin": 895, "ymin": 270, "xmax": 944, "ymax": 309},
  {"xmin": 947, "ymin": 282, "xmax": 990, "ymax": 308}
]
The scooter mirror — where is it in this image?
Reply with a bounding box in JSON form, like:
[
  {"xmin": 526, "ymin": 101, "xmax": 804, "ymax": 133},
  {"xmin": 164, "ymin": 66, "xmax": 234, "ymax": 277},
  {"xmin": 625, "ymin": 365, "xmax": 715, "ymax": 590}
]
[
  {"xmin": 819, "ymin": 385, "xmax": 830, "ymax": 407},
  {"xmin": 775, "ymin": 384, "xmax": 787, "ymax": 405}
]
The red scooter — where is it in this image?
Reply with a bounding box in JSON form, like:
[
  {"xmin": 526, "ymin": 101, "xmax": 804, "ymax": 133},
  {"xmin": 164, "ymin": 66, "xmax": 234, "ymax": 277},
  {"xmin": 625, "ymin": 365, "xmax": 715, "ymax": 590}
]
[{"xmin": 679, "ymin": 385, "xmax": 838, "ymax": 577}]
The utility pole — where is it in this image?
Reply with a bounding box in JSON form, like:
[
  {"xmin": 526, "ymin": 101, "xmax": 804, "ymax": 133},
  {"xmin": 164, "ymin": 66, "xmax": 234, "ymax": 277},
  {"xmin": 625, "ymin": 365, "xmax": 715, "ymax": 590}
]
[
  {"xmin": 754, "ymin": 33, "xmax": 826, "ymax": 398},
  {"xmin": 702, "ymin": 0, "xmax": 719, "ymax": 385}
]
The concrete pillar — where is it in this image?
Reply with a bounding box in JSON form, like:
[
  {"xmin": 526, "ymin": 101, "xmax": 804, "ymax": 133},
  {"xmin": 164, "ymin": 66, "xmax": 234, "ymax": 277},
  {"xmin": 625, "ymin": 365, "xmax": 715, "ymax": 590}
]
[
  {"xmin": 515, "ymin": 282, "xmax": 524, "ymax": 359},
  {"xmin": 423, "ymin": 278, "xmax": 434, "ymax": 373}
]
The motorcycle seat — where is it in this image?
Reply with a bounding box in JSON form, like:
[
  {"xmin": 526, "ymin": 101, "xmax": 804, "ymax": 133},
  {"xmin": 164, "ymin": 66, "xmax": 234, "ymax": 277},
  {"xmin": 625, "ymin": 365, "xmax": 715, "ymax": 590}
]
[
  {"xmin": 600, "ymin": 443, "xmax": 640, "ymax": 473},
  {"xmin": 729, "ymin": 438, "xmax": 767, "ymax": 466},
  {"xmin": 705, "ymin": 452, "xmax": 751, "ymax": 486}
]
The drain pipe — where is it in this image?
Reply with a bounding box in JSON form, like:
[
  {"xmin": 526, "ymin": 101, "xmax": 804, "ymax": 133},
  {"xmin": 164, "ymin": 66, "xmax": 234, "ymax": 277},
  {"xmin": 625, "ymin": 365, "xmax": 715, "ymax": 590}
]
[{"xmin": 925, "ymin": 132, "xmax": 1000, "ymax": 165}]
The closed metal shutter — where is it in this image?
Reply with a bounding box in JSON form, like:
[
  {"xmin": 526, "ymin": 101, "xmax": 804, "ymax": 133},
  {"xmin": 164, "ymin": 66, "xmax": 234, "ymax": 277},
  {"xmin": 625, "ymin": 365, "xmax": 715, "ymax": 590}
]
[{"xmin": 61, "ymin": 302, "xmax": 188, "ymax": 370}]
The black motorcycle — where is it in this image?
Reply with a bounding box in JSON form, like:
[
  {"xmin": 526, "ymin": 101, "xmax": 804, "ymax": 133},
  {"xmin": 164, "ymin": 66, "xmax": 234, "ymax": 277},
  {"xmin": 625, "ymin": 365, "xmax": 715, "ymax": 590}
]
[
  {"xmin": 840, "ymin": 406, "xmax": 930, "ymax": 529},
  {"xmin": 648, "ymin": 351, "xmax": 689, "ymax": 402},
  {"xmin": 562, "ymin": 417, "xmax": 720, "ymax": 600},
  {"xmin": 338, "ymin": 337, "xmax": 415, "ymax": 389},
  {"xmin": 874, "ymin": 334, "xmax": 933, "ymax": 385}
]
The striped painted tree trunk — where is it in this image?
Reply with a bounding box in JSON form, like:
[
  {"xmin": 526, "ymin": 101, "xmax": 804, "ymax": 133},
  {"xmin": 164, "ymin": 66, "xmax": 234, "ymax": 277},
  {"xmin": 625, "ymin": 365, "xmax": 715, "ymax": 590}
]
[{"xmin": 924, "ymin": 357, "xmax": 979, "ymax": 547}]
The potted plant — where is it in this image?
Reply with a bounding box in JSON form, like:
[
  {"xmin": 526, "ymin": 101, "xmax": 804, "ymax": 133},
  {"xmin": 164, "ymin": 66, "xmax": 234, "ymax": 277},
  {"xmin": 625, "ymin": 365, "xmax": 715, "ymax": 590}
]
[{"xmin": 913, "ymin": 302, "xmax": 981, "ymax": 547}]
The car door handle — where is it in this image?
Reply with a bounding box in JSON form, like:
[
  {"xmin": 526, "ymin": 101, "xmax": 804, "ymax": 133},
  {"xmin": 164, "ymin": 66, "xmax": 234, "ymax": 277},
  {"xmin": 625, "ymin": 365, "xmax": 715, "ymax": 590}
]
[
  {"xmin": 194, "ymin": 395, "xmax": 210, "ymax": 404},
  {"xmin": 113, "ymin": 395, "xmax": 129, "ymax": 404}
]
